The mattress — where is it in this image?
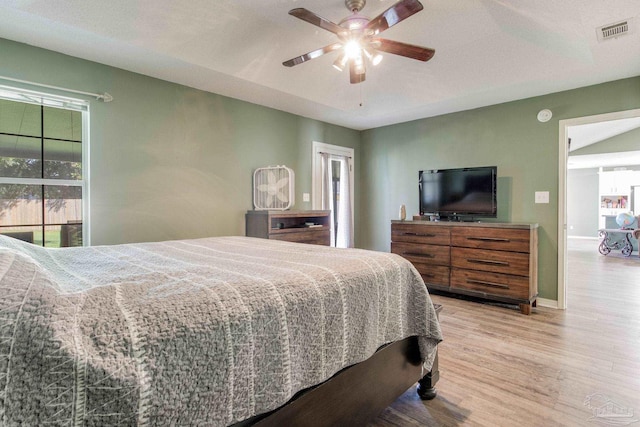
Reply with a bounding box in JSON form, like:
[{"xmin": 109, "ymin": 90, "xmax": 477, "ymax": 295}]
[{"xmin": 0, "ymin": 235, "xmax": 442, "ymax": 426}]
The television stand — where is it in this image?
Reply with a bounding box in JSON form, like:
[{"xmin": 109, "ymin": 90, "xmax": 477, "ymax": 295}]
[{"xmin": 391, "ymin": 220, "xmax": 538, "ymax": 314}]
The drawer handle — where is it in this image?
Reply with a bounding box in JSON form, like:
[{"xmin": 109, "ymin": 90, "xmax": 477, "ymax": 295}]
[
  {"xmin": 467, "ymin": 237, "xmax": 510, "ymax": 242},
  {"xmin": 403, "ymin": 232, "xmax": 437, "ymax": 238},
  {"xmin": 467, "ymin": 279, "xmax": 509, "ymax": 289},
  {"xmin": 403, "ymin": 252, "xmax": 435, "ymax": 259},
  {"xmin": 467, "ymin": 258, "xmax": 509, "ymax": 266}
]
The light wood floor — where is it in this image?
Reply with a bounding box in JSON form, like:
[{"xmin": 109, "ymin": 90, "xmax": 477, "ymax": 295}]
[{"xmin": 371, "ymin": 238, "xmax": 640, "ymax": 426}]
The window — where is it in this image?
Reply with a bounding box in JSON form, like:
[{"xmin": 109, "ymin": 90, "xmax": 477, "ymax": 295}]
[{"xmin": 0, "ymin": 86, "xmax": 88, "ymax": 247}]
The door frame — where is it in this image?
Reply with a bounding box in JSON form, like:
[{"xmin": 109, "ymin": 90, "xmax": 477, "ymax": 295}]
[
  {"xmin": 311, "ymin": 141, "xmax": 355, "ymax": 246},
  {"xmin": 557, "ymin": 108, "xmax": 640, "ymax": 309}
]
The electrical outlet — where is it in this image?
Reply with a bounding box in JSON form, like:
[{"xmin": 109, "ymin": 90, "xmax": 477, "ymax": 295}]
[
  {"xmin": 303, "ymin": 193, "xmax": 310, "ymax": 202},
  {"xmin": 535, "ymin": 191, "xmax": 549, "ymax": 204}
]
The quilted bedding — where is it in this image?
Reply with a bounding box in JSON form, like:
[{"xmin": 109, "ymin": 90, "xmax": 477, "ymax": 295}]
[{"xmin": 0, "ymin": 235, "xmax": 442, "ymax": 426}]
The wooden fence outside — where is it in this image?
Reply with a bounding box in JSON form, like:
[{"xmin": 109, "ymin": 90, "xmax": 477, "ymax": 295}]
[{"xmin": 0, "ymin": 199, "xmax": 82, "ymax": 226}]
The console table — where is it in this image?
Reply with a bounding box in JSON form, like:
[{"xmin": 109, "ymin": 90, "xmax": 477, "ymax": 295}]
[
  {"xmin": 246, "ymin": 210, "xmax": 331, "ymax": 246},
  {"xmin": 598, "ymin": 229, "xmax": 636, "ymax": 257}
]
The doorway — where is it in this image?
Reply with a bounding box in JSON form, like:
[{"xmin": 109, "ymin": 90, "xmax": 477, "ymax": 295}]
[
  {"xmin": 311, "ymin": 141, "xmax": 354, "ymax": 248},
  {"xmin": 557, "ymin": 108, "xmax": 640, "ymax": 309}
]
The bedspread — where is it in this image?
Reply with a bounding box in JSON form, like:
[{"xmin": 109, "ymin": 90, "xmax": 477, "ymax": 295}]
[{"xmin": 0, "ymin": 235, "xmax": 442, "ymax": 426}]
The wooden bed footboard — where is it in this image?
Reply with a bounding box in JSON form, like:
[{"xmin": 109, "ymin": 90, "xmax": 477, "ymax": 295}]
[
  {"xmin": 417, "ymin": 303, "xmax": 442, "ymax": 401},
  {"xmin": 235, "ymin": 304, "xmax": 442, "ymax": 427}
]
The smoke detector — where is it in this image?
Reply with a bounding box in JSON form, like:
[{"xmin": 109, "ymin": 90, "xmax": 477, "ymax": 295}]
[{"xmin": 596, "ymin": 18, "xmax": 634, "ymax": 42}]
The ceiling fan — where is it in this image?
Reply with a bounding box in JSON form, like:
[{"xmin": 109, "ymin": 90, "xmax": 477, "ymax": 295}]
[{"xmin": 283, "ymin": 0, "xmax": 435, "ymax": 84}]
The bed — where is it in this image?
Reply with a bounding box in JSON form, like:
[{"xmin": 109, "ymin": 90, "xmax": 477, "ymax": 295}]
[{"xmin": 0, "ymin": 235, "xmax": 442, "ymax": 426}]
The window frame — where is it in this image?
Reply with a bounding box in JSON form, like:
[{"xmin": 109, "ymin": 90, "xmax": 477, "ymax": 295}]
[{"xmin": 0, "ymin": 85, "xmax": 89, "ymax": 246}]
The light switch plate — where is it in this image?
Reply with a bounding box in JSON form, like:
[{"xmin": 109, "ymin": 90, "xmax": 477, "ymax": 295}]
[
  {"xmin": 303, "ymin": 192, "xmax": 310, "ymax": 202},
  {"xmin": 535, "ymin": 191, "xmax": 549, "ymax": 204}
]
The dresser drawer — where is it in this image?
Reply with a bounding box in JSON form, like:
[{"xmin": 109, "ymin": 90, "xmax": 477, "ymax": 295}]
[
  {"xmin": 269, "ymin": 229, "xmax": 330, "ymax": 246},
  {"xmin": 391, "ymin": 223, "xmax": 450, "ymax": 246},
  {"xmin": 451, "ymin": 268, "xmax": 529, "ymax": 299},
  {"xmin": 451, "ymin": 247, "xmax": 530, "ymax": 276},
  {"xmin": 390, "ymin": 221, "xmax": 537, "ymax": 314},
  {"xmin": 392, "ymin": 242, "xmax": 450, "ymax": 266},
  {"xmin": 416, "ymin": 264, "xmax": 450, "ymax": 288},
  {"xmin": 451, "ymin": 227, "xmax": 531, "ymax": 253}
]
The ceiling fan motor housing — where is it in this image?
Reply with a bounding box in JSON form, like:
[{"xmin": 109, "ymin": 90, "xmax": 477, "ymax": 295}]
[{"xmin": 339, "ymin": 14, "xmax": 369, "ymax": 34}]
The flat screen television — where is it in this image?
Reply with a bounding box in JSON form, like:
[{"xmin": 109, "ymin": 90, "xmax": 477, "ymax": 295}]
[{"xmin": 419, "ymin": 166, "xmax": 497, "ymax": 220}]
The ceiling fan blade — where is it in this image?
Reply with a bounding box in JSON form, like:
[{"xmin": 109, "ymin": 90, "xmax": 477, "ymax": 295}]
[
  {"xmin": 373, "ymin": 38, "xmax": 435, "ymax": 62},
  {"xmin": 289, "ymin": 8, "xmax": 346, "ymax": 36},
  {"xmin": 283, "ymin": 43, "xmax": 343, "ymax": 67},
  {"xmin": 349, "ymin": 61, "xmax": 366, "ymax": 84},
  {"xmin": 365, "ymin": 0, "xmax": 424, "ymax": 35}
]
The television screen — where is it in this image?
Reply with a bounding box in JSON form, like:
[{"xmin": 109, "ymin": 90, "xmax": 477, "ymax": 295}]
[{"xmin": 419, "ymin": 166, "xmax": 497, "ymax": 219}]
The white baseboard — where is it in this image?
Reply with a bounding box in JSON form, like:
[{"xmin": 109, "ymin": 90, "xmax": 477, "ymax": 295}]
[
  {"xmin": 567, "ymin": 236, "xmax": 598, "ymax": 240},
  {"xmin": 536, "ymin": 298, "xmax": 559, "ymax": 309}
]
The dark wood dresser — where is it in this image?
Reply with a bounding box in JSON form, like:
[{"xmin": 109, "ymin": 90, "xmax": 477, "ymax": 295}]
[
  {"xmin": 246, "ymin": 210, "xmax": 331, "ymax": 246},
  {"xmin": 391, "ymin": 220, "xmax": 538, "ymax": 314}
]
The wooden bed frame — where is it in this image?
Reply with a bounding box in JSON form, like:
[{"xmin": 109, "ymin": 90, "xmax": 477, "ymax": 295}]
[{"xmin": 234, "ymin": 304, "xmax": 442, "ymax": 427}]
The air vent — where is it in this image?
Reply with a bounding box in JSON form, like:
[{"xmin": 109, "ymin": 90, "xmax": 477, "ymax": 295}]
[{"xmin": 597, "ymin": 19, "xmax": 633, "ymax": 42}]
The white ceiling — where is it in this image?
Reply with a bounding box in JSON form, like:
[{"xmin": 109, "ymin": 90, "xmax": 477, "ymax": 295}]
[
  {"xmin": 0, "ymin": 0, "xmax": 639, "ymax": 130},
  {"xmin": 567, "ymin": 117, "xmax": 640, "ymax": 170},
  {"xmin": 568, "ymin": 117, "xmax": 640, "ymax": 151}
]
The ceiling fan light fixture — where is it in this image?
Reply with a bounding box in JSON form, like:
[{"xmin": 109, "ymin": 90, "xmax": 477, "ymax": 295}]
[
  {"xmin": 333, "ymin": 54, "xmax": 348, "ymax": 72},
  {"xmin": 364, "ymin": 48, "xmax": 383, "ymax": 66},
  {"xmin": 344, "ymin": 40, "xmax": 361, "ymax": 59}
]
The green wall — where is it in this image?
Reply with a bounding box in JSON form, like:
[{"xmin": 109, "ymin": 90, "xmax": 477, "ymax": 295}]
[
  {"xmin": 0, "ymin": 38, "xmax": 361, "ymax": 246},
  {"xmin": 360, "ymin": 76, "xmax": 640, "ymax": 301},
  {"xmin": 2, "ymin": 36, "xmax": 640, "ymax": 302}
]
